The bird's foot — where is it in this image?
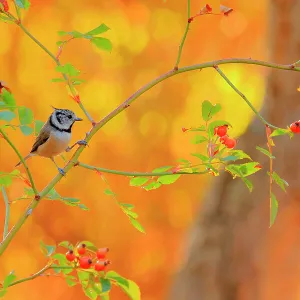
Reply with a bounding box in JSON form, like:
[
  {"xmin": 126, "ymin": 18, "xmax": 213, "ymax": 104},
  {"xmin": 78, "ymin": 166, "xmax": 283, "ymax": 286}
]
[
  {"xmin": 58, "ymin": 168, "xmax": 66, "ymax": 176},
  {"xmin": 77, "ymin": 140, "xmax": 88, "ymax": 146}
]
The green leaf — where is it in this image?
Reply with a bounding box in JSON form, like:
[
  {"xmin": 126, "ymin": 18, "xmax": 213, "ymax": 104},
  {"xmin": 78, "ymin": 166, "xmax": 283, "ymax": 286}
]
[
  {"xmin": 268, "ymin": 171, "xmax": 289, "ymax": 192},
  {"xmin": 256, "ymin": 146, "xmax": 275, "ymax": 159},
  {"xmin": 40, "ymin": 240, "xmax": 56, "ymax": 257},
  {"xmin": 0, "ymin": 175, "xmax": 12, "ymax": 187},
  {"xmin": 18, "ymin": 107, "xmax": 33, "ymax": 125},
  {"xmin": 0, "ymin": 289, "xmax": 7, "ymax": 297},
  {"xmin": 221, "ymin": 155, "xmax": 239, "ymax": 162},
  {"xmin": 56, "ymin": 41, "xmax": 64, "ymax": 46},
  {"xmin": 56, "ymin": 63, "xmax": 80, "ymax": 77},
  {"xmin": 129, "ymin": 218, "xmax": 145, "ymax": 233},
  {"xmin": 270, "ymin": 128, "xmax": 293, "ymax": 138},
  {"xmin": 92, "ymin": 282, "xmax": 102, "ymax": 295},
  {"xmin": 15, "ymin": 0, "xmax": 30, "ymax": 9},
  {"xmin": 91, "ymin": 37, "xmax": 112, "ymax": 52},
  {"xmin": 83, "ymin": 287, "xmax": 98, "ymax": 300},
  {"xmin": 129, "ymin": 177, "xmax": 149, "ymax": 187},
  {"xmin": 191, "ymin": 135, "xmax": 207, "ymax": 144},
  {"xmin": 104, "ymin": 188, "xmax": 115, "ymax": 196},
  {"xmin": 34, "ymin": 120, "xmax": 44, "ymax": 135},
  {"xmin": 77, "ymin": 270, "xmax": 90, "ymax": 282},
  {"xmin": 0, "ymin": 111, "xmax": 16, "ymax": 122},
  {"xmin": 72, "ymin": 78, "xmax": 86, "ymax": 85},
  {"xmin": 65, "ymin": 275, "xmax": 77, "ymax": 287},
  {"xmin": 85, "ymin": 24, "xmax": 110, "ymax": 35},
  {"xmin": 191, "ymin": 153, "xmax": 209, "ymax": 161},
  {"xmin": 100, "ymin": 278, "xmax": 112, "ymax": 293},
  {"xmin": 143, "ymin": 182, "xmax": 162, "ymax": 191},
  {"xmin": 207, "ymin": 120, "xmax": 231, "ymax": 137},
  {"xmin": 3, "ymin": 271, "xmax": 16, "ymax": 288},
  {"xmin": 158, "ymin": 174, "xmax": 181, "ymax": 185},
  {"xmin": 229, "ymin": 150, "xmax": 252, "ymax": 161},
  {"xmin": 120, "ymin": 203, "xmax": 134, "ymax": 209},
  {"xmin": 2, "ymin": 90, "xmax": 16, "ymax": 111},
  {"xmin": 241, "ymin": 177, "xmax": 253, "ymax": 192},
  {"xmin": 51, "ymin": 78, "xmax": 66, "ymax": 83},
  {"xmin": 58, "ymin": 241, "xmax": 72, "ymax": 249},
  {"xmin": 107, "ymin": 272, "xmax": 140, "ymax": 300},
  {"xmin": 201, "ymin": 100, "xmax": 221, "ymax": 121},
  {"xmin": 226, "ymin": 162, "xmax": 261, "ymax": 178},
  {"xmin": 78, "ymin": 203, "xmax": 89, "ymax": 211},
  {"xmin": 51, "ymin": 263, "xmax": 61, "ymax": 274},
  {"xmin": 152, "ymin": 166, "xmax": 172, "ymax": 173},
  {"xmin": 20, "ymin": 125, "xmax": 33, "ymax": 136},
  {"xmin": 270, "ymin": 193, "xmax": 278, "ymax": 227}
]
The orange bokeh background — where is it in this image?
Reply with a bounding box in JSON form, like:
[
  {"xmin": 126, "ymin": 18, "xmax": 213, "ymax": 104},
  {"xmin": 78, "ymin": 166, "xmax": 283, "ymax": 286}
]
[{"xmin": 0, "ymin": 0, "xmax": 268, "ymax": 299}]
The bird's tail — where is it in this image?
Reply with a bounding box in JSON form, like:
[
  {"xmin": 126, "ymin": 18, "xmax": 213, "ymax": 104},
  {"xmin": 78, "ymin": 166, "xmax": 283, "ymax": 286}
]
[{"xmin": 15, "ymin": 153, "xmax": 33, "ymax": 167}]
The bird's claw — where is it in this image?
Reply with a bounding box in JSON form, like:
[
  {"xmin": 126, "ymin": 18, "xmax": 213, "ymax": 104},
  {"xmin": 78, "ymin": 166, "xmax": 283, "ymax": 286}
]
[
  {"xmin": 58, "ymin": 168, "xmax": 66, "ymax": 176},
  {"xmin": 77, "ymin": 140, "xmax": 88, "ymax": 146}
]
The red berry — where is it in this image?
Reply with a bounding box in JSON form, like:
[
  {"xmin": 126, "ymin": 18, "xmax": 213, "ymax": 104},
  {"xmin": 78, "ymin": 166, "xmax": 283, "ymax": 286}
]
[
  {"xmin": 290, "ymin": 122, "xmax": 300, "ymax": 133},
  {"xmin": 224, "ymin": 138, "xmax": 236, "ymax": 149},
  {"xmin": 216, "ymin": 125, "xmax": 228, "ymax": 137},
  {"xmin": 79, "ymin": 257, "xmax": 92, "ymax": 269},
  {"xmin": 94, "ymin": 260, "xmax": 110, "ymax": 271},
  {"xmin": 66, "ymin": 250, "xmax": 76, "ymax": 262},
  {"xmin": 0, "ymin": 0, "xmax": 9, "ymax": 12},
  {"xmin": 96, "ymin": 248, "xmax": 109, "ymax": 259},
  {"xmin": 77, "ymin": 244, "xmax": 86, "ymax": 255},
  {"xmin": 219, "ymin": 135, "xmax": 229, "ymax": 144}
]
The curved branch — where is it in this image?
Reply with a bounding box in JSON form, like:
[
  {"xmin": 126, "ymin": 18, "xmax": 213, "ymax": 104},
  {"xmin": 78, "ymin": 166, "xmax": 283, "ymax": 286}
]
[
  {"xmin": 0, "ymin": 56, "xmax": 299, "ymax": 256},
  {"xmin": 78, "ymin": 162, "xmax": 208, "ymax": 176}
]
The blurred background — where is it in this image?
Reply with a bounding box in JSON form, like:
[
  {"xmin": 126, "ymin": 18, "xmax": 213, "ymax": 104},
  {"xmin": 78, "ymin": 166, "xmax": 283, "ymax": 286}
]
[{"xmin": 1, "ymin": 0, "xmax": 300, "ymax": 299}]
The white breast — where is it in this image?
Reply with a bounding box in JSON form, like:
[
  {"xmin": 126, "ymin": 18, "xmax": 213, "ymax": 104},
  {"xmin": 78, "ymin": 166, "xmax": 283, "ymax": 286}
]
[{"xmin": 37, "ymin": 130, "xmax": 71, "ymax": 158}]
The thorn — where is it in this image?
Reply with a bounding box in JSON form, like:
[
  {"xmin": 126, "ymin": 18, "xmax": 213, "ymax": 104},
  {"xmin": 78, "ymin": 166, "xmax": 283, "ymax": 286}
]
[
  {"xmin": 188, "ymin": 17, "xmax": 193, "ymax": 23},
  {"xmin": 74, "ymin": 162, "xmax": 79, "ymax": 167},
  {"xmin": 34, "ymin": 194, "xmax": 41, "ymax": 201},
  {"xmin": 124, "ymin": 104, "xmax": 130, "ymax": 108},
  {"xmin": 213, "ymin": 65, "xmax": 218, "ymax": 69},
  {"xmin": 173, "ymin": 66, "xmax": 179, "ymax": 71}
]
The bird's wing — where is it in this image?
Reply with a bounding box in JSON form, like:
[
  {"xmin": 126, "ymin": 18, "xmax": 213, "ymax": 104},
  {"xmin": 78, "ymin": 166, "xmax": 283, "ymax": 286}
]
[{"xmin": 30, "ymin": 122, "xmax": 51, "ymax": 153}]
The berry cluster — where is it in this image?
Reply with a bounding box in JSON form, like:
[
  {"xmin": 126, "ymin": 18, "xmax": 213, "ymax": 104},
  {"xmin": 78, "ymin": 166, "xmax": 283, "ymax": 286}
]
[
  {"xmin": 214, "ymin": 125, "xmax": 236, "ymax": 149},
  {"xmin": 66, "ymin": 243, "xmax": 110, "ymax": 271}
]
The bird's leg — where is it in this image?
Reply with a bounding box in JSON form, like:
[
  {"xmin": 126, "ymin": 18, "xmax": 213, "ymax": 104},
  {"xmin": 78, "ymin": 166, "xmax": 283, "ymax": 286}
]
[
  {"xmin": 50, "ymin": 157, "xmax": 66, "ymax": 176},
  {"xmin": 66, "ymin": 140, "xmax": 88, "ymax": 152}
]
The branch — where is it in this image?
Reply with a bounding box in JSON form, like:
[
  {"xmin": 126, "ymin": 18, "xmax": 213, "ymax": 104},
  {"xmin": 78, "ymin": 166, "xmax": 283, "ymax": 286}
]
[
  {"xmin": 17, "ymin": 21, "xmax": 94, "ymax": 124},
  {"xmin": 213, "ymin": 65, "xmax": 279, "ymax": 129},
  {"xmin": 0, "ymin": 56, "xmax": 299, "ymax": 256},
  {"xmin": 0, "ymin": 128, "xmax": 38, "ymax": 195},
  {"xmin": 1, "ymin": 187, "xmax": 10, "ymax": 239},
  {"xmin": 78, "ymin": 162, "xmax": 208, "ymax": 176},
  {"xmin": 174, "ymin": 0, "xmax": 191, "ymax": 69},
  {"xmin": 7, "ymin": 265, "xmax": 76, "ymax": 288}
]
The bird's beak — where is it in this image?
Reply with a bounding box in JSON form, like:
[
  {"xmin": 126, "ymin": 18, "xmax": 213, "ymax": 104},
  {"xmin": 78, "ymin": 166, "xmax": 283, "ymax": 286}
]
[{"xmin": 75, "ymin": 117, "xmax": 83, "ymax": 121}]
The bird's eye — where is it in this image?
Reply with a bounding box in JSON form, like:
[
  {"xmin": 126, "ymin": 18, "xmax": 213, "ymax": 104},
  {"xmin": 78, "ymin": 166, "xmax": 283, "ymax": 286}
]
[{"xmin": 68, "ymin": 115, "xmax": 72, "ymax": 119}]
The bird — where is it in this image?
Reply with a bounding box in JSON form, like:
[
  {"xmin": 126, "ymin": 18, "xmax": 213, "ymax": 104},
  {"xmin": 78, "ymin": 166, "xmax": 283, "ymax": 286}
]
[{"xmin": 15, "ymin": 107, "xmax": 87, "ymax": 175}]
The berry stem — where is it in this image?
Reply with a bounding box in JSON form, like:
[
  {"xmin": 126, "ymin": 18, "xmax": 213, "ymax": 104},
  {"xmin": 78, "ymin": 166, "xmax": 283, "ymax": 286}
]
[
  {"xmin": 1, "ymin": 187, "xmax": 10, "ymax": 239},
  {"xmin": 214, "ymin": 66, "xmax": 279, "ymax": 129},
  {"xmin": 78, "ymin": 162, "xmax": 208, "ymax": 177},
  {"xmin": 174, "ymin": 0, "xmax": 191, "ymax": 70}
]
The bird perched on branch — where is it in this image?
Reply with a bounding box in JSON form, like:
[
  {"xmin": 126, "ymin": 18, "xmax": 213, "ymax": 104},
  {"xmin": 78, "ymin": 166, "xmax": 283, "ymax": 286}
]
[{"xmin": 16, "ymin": 108, "xmax": 87, "ymax": 175}]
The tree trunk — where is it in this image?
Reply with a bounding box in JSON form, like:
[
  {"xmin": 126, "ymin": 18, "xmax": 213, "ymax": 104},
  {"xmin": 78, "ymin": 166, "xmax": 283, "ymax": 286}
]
[{"xmin": 170, "ymin": 1, "xmax": 300, "ymax": 299}]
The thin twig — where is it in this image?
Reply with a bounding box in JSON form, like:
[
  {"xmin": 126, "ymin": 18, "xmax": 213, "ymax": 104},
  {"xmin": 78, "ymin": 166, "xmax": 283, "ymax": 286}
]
[
  {"xmin": 1, "ymin": 187, "xmax": 10, "ymax": 239},
  {"xmin": 0, "ymin": 128, "xmax": 38, "ymax": 195},
  {"xmin": 7, "ymin": 265, "xmax": 76, "ymax": 288},
  {"xmin": 174, "ymin": 0, "xmax": 191, "ymax": 69},
  {"xmin": 213, "ymin": 65, "xmax": 279, "ymax": 129},
  {"xmin": 78, "ymin": 162, "xmax": 208, "ymax": 176},
  {"xmin": 17, "ymin": 22, "xmax": 95, "ymax": 124}
]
